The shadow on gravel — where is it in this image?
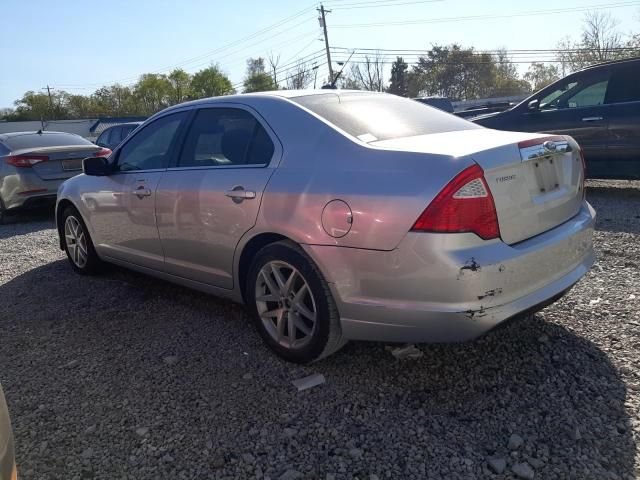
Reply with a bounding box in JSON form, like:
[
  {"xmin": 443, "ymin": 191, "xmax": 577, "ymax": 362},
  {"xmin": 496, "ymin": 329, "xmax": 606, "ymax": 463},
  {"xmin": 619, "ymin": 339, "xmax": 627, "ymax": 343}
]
[
  {"xmin": 0, "ymin": 208, "xmax": 55, "ymax": 239},
  {"xmin": 586, "ymin": 185, "xmax": 640, "ymax": 234},
  {"xmin": 0, "ymin": 260, "xmax": 636, "ymax": 479}
]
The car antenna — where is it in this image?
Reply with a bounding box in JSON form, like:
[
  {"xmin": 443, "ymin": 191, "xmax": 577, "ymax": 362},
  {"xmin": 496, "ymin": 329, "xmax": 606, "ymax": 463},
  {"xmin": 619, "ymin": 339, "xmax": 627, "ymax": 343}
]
[{"xmin": 321, "ymin": 50, "xmax": 356, "ymax": 89}]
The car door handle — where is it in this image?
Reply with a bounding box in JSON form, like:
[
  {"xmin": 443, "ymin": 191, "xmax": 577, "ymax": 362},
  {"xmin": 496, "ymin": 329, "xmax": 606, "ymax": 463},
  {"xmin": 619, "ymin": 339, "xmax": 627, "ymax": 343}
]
[
  {"xmin": 131, "ymin": 187, "xmax": 152, "ymax": 198},
  {"xmin": 225, "ymin": 189, "xmax": 256, "ymax": 200},
  {"xmin": 582, "ymin": 116, "xmax": 603, "ymax": 122}
]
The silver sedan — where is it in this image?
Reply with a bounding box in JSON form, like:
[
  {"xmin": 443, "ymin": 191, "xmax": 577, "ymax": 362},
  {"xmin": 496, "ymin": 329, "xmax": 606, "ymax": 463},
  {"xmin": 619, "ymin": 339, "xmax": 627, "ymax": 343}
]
[
  {"xmin": 0, "ymin": 384, "xmax": 16, "ymax": 480},
  {"xmin": 56, "ymin": 91, "xmax": 595, "ymax": 362}
]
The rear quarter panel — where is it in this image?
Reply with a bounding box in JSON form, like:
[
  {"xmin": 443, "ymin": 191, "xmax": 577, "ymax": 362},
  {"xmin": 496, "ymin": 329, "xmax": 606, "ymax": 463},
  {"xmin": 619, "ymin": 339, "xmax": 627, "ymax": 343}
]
[{"xmin": 251, "ymin": 98, "xmax": 474, "ymax": 251}]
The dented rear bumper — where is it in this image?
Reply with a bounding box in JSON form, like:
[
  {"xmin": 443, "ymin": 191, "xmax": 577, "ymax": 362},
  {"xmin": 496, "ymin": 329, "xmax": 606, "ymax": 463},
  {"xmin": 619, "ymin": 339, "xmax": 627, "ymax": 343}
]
[{"xmin": 304, "ymin": 201, "xmax": 595, "ymax": 343}]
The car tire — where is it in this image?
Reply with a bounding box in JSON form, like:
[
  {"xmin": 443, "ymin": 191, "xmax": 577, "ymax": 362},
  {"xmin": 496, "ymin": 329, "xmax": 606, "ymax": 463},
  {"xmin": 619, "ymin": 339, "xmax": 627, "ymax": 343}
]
[
  {"xmin": 246, "ymin": 240, "xmax": 346, "ymax": 363},
  {"xmin": 61, "ymin": 205, "xmax": 102, "ymax": 275}
]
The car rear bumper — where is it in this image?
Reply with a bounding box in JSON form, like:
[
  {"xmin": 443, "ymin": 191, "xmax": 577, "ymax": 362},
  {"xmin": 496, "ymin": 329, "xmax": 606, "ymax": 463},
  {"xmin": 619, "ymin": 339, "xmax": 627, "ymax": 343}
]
[
  {"xmin": 0, "ymin": 168, "xmax": 61, "ymax": 210},
  {"xmin": 304, "ymin": 201, "xmax": 596, "ymax": 343}
]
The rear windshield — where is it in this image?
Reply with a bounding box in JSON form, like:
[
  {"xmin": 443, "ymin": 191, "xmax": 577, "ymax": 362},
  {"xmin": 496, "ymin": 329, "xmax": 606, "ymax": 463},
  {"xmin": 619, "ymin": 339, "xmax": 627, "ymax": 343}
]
[
  {"xmin": 4, "ymin": 132, "xmax": 93, "ymax": 150},
  {"xmin": 291, "ymin": 92, "xmax": 479, "ymax": 142}
]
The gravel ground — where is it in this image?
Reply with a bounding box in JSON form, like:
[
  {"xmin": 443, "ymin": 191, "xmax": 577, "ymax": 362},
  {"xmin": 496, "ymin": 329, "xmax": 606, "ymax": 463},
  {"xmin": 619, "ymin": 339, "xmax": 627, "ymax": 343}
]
[{"xmin": 1, "ymin": 180, "xmax": 639, "ymax": 480}]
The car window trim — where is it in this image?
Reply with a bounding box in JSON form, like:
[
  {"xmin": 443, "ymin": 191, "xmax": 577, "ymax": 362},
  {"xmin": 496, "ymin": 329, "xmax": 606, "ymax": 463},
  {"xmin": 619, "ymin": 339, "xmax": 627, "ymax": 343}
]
[
  {"xmin": 168, "ymin": 103, "xmax": 280, "ymax": 170},
  {"xmin": 111, "ymin": 110, "xmax": 191, "ymax": 174},
  {"xmin": 604, "ymin": 99, "xmax": 640, "ymax": 106}
]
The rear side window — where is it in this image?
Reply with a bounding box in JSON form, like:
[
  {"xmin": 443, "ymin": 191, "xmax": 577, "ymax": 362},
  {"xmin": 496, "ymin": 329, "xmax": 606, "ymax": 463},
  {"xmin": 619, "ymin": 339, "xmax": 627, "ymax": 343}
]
[
  {"xmin": 178, "ymin": 108, "xmax": 274, "ymax": 167},
  {"xmin": 4, "ymin": 132, "xmax": 93, "ymax": 150},
  {"xmin": 291, "ymin": 93, "xmax": 479, "ymax": 142},
  {"xmin": 606, "ymin": 64, "xmax": 640, "ymax": 104}
]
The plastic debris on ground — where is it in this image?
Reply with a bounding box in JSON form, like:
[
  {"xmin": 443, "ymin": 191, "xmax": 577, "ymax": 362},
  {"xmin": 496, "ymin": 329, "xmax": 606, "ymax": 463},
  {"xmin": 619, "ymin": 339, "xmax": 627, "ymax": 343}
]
[
  {"xmin": 291, "ymin": 373, "xmax": 326, "ymax": 391},
  {"xmin": 389, "ymin": 344, "xmax": 424, "ymax": 360}
]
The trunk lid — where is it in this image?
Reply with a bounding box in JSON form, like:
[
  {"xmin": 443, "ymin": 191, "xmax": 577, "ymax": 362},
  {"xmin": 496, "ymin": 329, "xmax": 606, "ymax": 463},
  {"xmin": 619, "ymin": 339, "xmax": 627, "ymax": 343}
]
[
  {"xmin": 11, "ymin": 145, "xmax": 102, "ymax": 180},
  {"xmin": 372, "ymin": 129, "xmax": 584, "ymax": 245},
  {"xmin": 472, "ymin": 134, "xmax": 583, "ymax": 244}
]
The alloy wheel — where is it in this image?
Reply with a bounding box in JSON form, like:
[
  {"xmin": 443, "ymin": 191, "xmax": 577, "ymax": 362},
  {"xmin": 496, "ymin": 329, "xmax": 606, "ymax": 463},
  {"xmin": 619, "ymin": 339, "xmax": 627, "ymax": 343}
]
[
  {"xmin": 255, "ymin": 260, "xmax": 318, "ymax": 349},
  {"xmin": 64, "ymin": 215, "xmax": 88, "ymax": 268}
]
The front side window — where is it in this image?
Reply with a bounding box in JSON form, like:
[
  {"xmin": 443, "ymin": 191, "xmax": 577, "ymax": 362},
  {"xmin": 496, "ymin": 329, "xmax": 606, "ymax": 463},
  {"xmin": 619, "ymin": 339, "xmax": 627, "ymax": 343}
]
[
  {"xmin": 178, "ymin": 108, "xmax": 274, "ymax": 167},
  {"xmin": 565, "ymin": 80, "xmax": 608, "ymax": 108},
  {"xmin": 540, "ymin": 72, "xmax": 609, "ymax": 110},
  {"xmin": 117, "ymin": 112, "xmax": 186, "ymax": 171}
]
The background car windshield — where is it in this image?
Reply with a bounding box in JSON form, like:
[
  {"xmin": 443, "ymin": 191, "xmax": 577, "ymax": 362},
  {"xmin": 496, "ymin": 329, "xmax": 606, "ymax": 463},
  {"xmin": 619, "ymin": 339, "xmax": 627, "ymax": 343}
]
[
  {"xmin": 4, "ymin": 133, "xmax": 93, "ymax": 150},
  {"xmin": 292, "ymin": 93, "xmax": 479, "ymax": 142}
]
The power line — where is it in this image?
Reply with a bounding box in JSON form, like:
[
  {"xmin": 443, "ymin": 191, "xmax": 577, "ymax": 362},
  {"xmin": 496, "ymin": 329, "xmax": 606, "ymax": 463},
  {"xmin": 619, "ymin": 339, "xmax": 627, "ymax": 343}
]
[
  {"xmin": 54, "ymin": 3, "xmax": 321, "ymax": 88},
  {"xmin": 232, "ymin": 50, "xmax": 327, "ymax": 89},
  {"xmin": 331, "ymin": 46, "xmax": 640, "ymax": 54},
  {"xmin": 331, "ymin": 1, "xmax": 640, "ymax": 27},
  {"xmin": 330, "ymin": 0, "xmax": 443, "ymax": 10}
]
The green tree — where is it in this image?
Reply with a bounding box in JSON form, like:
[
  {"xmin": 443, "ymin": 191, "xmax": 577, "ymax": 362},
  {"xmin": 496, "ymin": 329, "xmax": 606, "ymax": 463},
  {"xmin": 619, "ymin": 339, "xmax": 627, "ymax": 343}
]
[
  {"xmin": 9, "ymin": 91, "xmax": 65, "ymax": 120},
  {"xmin": 168, "ymin": 68, "xmax": 192, "ymax": 104},
  {"xmin": 387, "ymin": 56, "xmax": 409, "ymax": 96},
  {"xmin": 243, "ymin": 58, "xmax": 275, "ymax": 93},
  {"xmin": 409, "ymin": 44, "xmax": 529, "ymax": 100},
  {"xmin": 92, "ymin": 85, "xmax": 139, "ymax": 116},
  {"xmin": 190, "ymin": 65, "xmax": 234, "ymax": 98},
  {"xmin": 135, "ymin": 74, "xmax": 172, "ymax": 115},
  {"xmin": 492, "ymin": 49, "xmax": 531, "ymax": 96},
  {"xmin": 524, "ymin": 63, "xmax": 561, "ymax": 91}
]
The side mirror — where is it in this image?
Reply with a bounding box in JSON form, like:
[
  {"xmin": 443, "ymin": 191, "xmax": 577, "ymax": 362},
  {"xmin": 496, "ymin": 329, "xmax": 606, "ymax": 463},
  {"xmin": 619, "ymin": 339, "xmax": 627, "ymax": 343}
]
[
  {"xmin": 528, "ymin": 99, "xmax": 540, "ymax": 111},
  {"xmin": 83, "ymin": 156, "xmax": 112, "ymax": 176}
]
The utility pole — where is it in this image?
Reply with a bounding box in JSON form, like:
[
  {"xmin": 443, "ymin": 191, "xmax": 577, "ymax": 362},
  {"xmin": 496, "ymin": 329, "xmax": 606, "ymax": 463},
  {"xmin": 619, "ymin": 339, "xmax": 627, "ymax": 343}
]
[
  {"xmin": 43, "ymin": 85, "xmax": 54, "ymax": 119},
  {"xmin": 318, "ymin": 4, "xmax": 334, "ymax": 83}
]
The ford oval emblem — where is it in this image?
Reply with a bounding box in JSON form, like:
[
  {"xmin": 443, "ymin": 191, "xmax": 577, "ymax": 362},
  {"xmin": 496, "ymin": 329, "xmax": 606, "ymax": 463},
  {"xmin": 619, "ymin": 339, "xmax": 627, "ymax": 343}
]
[{"xmin": 543, "ymin": 141, "xmax": 557, "ymax": 152}]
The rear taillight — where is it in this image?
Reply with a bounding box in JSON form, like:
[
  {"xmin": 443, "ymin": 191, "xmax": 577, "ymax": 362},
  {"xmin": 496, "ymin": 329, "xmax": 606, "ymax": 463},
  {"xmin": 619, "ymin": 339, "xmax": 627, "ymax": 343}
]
[
  {"xmin": 411, "ymin": 164, "xmax": 500, "ymax": 240},
  {"xmin": 5, "ymin": 154, "xmax": 49, "ymax": 168},
  {"xmin": 94, "ymin": 147, "xmax": 112, "ymax": 157}
]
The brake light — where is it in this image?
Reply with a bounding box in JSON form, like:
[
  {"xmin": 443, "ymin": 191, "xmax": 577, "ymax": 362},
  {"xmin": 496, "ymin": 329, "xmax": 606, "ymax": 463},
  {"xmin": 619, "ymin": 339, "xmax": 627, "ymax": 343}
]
[
  {"xmin": 517, "ymin": 135, "xmax": 565, "ymax": 149},
  {"xmin": 411, "ymin": 164, "xmax": 500, "ymax": 240},
  {"xmin": 5, "ymin": 154, "xmax": 49, "ymax": 168},
  {"xmin": 93, "ymin": 147, "xmax": 112, "ymax": 157}
]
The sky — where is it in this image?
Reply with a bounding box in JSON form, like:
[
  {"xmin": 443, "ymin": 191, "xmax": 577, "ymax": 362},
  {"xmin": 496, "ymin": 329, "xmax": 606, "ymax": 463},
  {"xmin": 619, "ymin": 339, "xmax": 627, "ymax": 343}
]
[{"xmin": 0, "ymin": 0, "xmax": 639, "ymax": 109}]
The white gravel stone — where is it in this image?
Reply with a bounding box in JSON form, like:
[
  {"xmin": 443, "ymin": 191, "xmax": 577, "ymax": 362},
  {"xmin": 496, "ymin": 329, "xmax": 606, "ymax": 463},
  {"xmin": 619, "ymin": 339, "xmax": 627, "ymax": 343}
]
[
  {"xmin": 508, "ymin": 433, "xmax": 524, "ymax": 450},
  {"xmin": 488, "ymin": 458, "xmax": 506, "ymax": 474},
  {"xmin": 512, "ymin": 462, "xmax": 535, "ymax": 479}
]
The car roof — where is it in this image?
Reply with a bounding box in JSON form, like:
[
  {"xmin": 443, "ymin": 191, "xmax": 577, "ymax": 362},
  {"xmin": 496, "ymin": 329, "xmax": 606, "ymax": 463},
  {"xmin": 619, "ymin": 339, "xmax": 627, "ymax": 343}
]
[
  {"xmin": 578, "ymin": 56, "xmax": 640, "ymax": 72},
  {"xmin": 163, "ymin": 89, "xmax": 382, "ymax": 111}
]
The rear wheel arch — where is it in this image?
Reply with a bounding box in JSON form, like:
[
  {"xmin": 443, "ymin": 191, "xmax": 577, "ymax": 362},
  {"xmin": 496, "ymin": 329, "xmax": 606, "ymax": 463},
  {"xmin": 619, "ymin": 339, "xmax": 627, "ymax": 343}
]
[{"xmin": 237, "ymin": 232, "xmax": 289, "ymax": 302}]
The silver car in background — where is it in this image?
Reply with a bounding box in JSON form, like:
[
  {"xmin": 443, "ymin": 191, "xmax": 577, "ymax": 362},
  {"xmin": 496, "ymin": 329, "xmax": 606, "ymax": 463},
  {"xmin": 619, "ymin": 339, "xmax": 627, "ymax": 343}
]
[
  {"xmin": 0, "ymin": 131, "xmax": 110, "ymax": 222},
  {"xmin": 0, "ymin": 384, "xmax": 16, "ymax": 480},
  {"xmin": 56, "ymin": 91, "xmax": 595, "ymax": 363}
]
